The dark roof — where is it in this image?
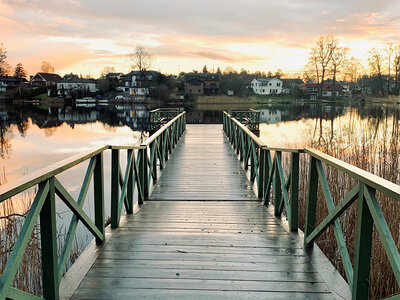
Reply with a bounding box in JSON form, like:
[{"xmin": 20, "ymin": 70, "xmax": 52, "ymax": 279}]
[
  {"xmin": 123, "ymin": 70, "xmax": 158, "ymax": 81},
  {"xmin": 59, "ymin": 77, "xmax": 96, "ymax": 84},
  {"xmin": 282, "ymin": 79, "xmax": 304, "ymax": 85},
  {"xmin": 0, "ymin": 76, "xmax": 28, "ymax": 84},
  {"xmin": 183, "ymin": 73, "xmax": 220, "ymax": 82},
  {"xmin": 34, "ymin": 73, "xmax": 63, "ymax": 82}
]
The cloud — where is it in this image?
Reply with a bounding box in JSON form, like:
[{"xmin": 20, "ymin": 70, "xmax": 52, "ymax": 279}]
[{"xmin": 1, "ymin": 0, "xmax": 400, "ymax": 75}]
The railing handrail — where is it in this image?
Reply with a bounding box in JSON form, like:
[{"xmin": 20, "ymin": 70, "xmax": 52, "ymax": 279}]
[
  {"xmin": 306, "ymin": 148, "xmax": 400, "ymax": 201},
  {"xmin": 224, "ymin": 111, "xmax": 264, "ymax": 147},
  {"xmin": 142, "ymin": 111, "xmax": 185, "ymax": 146},
  {"xmin": 0, "ymin": 145, "xmax": 109, "ymax": 203},
  {"xmin": 149, "ymin": 108, "xmax": 181, "ymax": 113}
]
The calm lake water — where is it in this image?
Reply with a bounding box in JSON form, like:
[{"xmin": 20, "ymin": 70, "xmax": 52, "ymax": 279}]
[{"xmin": 1, "ymin": 100, "xmax": 399, "ymax": 249}]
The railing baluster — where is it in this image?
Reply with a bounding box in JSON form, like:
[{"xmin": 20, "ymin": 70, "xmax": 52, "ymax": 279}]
[
  {"xmin": 40, "ymin": 177, "xmax": 59, "ymax": 300},
  {"xmin": 258, "ymin": 148, "xmax": 266, "ymax": 199},
  {"xmin": 273, "ymin": 152, "xmax": 282, "ymax": 216},
  {"xmin": 126, "ymin": 149, "xmax": 134, "ymax": 214},
  {"xmin": 139, "ymin": 147, "xmax": 149, "ymax": 199}
]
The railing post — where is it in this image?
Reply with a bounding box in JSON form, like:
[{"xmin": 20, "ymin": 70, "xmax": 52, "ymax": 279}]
[
  {"xmin": 111, "ymin": 149, "xmax": 119, "ymax": 228},
  {"xmin": 152, "ymin": 142, "xmax": 158, "ymax": 182},
  {"xmin": 289, "ymin": 152, "xmax": 299, "ymax": 232},
  {"xmin": 263, "ymin": 150, "xmax": 271, "ymax": 204},
  {"xmin": 139, "ymin": 148, "xmax": 149, "ymax": 199},
  {"xmin": 304, "ymin": 156, "xmax": 318, "ymax": 246},
  {"xmin": 127, "ymin": 149, "xmax": 134, "ymax": 214},
  {"xmin": 94, "ymin": 152, "xmax": 105, "ymax": 244},
  {"xmin": 40, "ymin": 177, "xmax": 59, "ymax": 300},
  {"xmin": 258, "ymin": 147, "xmax": 266, "ymax": 199},
  {"xmin": 273, "ymin": 152, "xmax": 282, "ymax": 216},
  {"xmin": 352, "ymin": 183, "xmax": 373, "ymax": 299}
]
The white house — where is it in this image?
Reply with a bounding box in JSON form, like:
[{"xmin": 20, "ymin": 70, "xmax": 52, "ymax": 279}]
[
  {"xmin": 57, "ymin": 78, "xmax": 97, "ymax": 95},
  {"xmin": 259, "ymin": 109, "xmax": 282, "ymax": 124},
  {"xmin": 121, "ymin": 71, "xmax": 156, "ymax": 97},
  {"xmin": 251, "ymin": 78, "xmax": 283, "ymax": 95}
]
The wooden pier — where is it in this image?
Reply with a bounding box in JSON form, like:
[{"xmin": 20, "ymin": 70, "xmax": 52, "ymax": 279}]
[
  {"xmin": 1, "ymin": 111, "xmax": 400, "ymax": 299},
  {"xmin": 68, "ymin": 124, "xmax": 346, "ymax": 299}
]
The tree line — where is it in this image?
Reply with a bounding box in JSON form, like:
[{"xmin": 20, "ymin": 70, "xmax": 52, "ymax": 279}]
[
  {"xmin": 0, "ymin": 42, "xmax": 56, "ymax": 79},
  {"xmin": 305, "ymin": 35, "xmax": 400, "ymax": 98}
]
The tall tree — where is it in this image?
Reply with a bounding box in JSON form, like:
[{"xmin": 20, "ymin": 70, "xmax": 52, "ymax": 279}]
[
  {"xmin": 312, "ymin": 35, "xmax": 338, "ymax": 99},
  {"xmin": 216, "ymin": 67, "xmax": 222, "ymax": 74},
  {"xmin": 368, "ymin": 48, "xmax": 385, "ymax": 96},
  {"xmin": 202, "ymin": 65, "xmax": 208, "ymax": 73},
  {"xmin": 0, "ymin": 43, "xmax": 11, "ymax": 76},
  {"xmin": 14, "ymin": 63, "xmax": 27, "ymax": 79},
  {"xmin": 330, "ymin": 46, "xmax": 349, "ymax": 99},
  {"xmin": 128, "ymin": 45, "xmax": 152, "ymax": 71},
  {"xmin": 394, "ymin": 45, "xmax": 400, "ymax": 96},
  {"xmin": 100, "ymin": 66, "xmax": 116, "ymax": 78},
  {"xmin": 385, "ymin": 43, "xmax": 394, "ymax": 96},
  {"xmin": 41, "ymin": 61, "xmax": 55, "ymax": 73}
]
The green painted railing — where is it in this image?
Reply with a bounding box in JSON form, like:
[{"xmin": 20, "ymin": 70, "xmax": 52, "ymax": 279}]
[
  {"xmin": 0, "ymin": 111, "xmax": 186, "ymax": 300},
  {"xmin": 149, "ymin": 108, "xmax": 182, "ymax": 131},
  {"xmin": 229, "ymin": 109, "xmax": 260, "ymax": 132},
  {"xmin": 223, "ymin": 111, "xmax": 400, "ymax": 299}
]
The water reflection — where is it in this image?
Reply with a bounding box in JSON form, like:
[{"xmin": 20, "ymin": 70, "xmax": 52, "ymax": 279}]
[{"xmin": 1, "ymin": 100, "xmax": 399, "ymax": 257}]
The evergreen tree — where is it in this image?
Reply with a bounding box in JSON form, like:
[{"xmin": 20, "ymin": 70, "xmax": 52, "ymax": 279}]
[
  {"xmin": 14, "ymin": 63, "xmax": 27, "ymax": 79},
  {"xmin": 202, "ymin": 65, "xmax": 208, "ymax": 73}
]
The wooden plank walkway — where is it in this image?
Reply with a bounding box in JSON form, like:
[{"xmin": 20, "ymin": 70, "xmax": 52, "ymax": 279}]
[
  {"xmin": 70, "ymin": 125, "xmax": 345, "ymax": 299},
  {"xmin": 150, "ymin": 125, "xmax": 257, "ymax": 201}
]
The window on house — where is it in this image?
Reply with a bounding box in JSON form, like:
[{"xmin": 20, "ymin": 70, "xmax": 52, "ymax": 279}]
[
  {"xmin": 263, "ymin": 89, "xmax": 265, "ymax": 92},
  {"xmin": 269, "ymin": 83, "xmax": 271, "ymax": 86},
  {"xmin": 277, "ymin": 83, "xmax": 280, "ymax": 87},
  {"xmin": 198, "ymin": 90, "xmax": 201, "ymax": 92}
]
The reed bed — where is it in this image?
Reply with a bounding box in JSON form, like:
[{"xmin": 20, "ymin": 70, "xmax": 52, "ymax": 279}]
[
  {"xmin": 0, "ymin": 170, "xmax": 85, "ymax": 297},
  {"xmin": 276, "ymin": 108, "xmax": 400, "ymax": 299}
]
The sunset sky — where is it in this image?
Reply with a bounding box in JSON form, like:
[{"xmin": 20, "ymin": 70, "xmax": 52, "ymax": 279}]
[{"xmin": 1, "ymin": 0, "xmax": 399, "ymax": 77}]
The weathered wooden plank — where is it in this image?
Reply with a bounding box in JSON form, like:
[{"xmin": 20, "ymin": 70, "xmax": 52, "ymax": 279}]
[
  {"xmin": 73, "ymin": 288, "xmax": 334, "ymax": 300},
  {"xmin": 86, "ymin": 267, "xmax": 322, "ymax": 282}
]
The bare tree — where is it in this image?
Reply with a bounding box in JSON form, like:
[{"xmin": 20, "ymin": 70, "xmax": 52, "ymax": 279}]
[
  {"xmin": 385, "ymin": 43, "xmax": 394, "ymax": 96},
  {"xmin": 344, "ymin": 57, "xmax": 363, "ymax": 82},
  {"xmin": 100, "ymin": 66, "xmax": 116, "ymax": 78},
  {"xmin": 40, "ymin": 61, "xmax": 55, "ymax": 73},
  {"xmin": 310, "ymin": 36, "xmax": 338, "ymax": 99},
  {"xmin": 394, "ymin": 45, "xmax": 400, "ymax": 96},
  {"xmin": 128, "ymin": 45, "xmax": 152, "ymax": 71},
  {"xmin": 330, "ymin": 46, "xmax": 349, "ymax": 99},
  {"xmin": 368, "ymin": 48, "xmax": 385, "ymax": 96},
  {"xmin": 305, "ymin": 51, "xmax": 320, "ymax": 84},
  {"xmin": 0, "ymin": 43, "xmax": 11, "ymax": 76}
]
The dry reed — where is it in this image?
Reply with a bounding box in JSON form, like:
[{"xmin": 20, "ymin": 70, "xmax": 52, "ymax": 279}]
[{"xmin": 276, "ymin": 108, "xmax": 400, "ymax": 299}]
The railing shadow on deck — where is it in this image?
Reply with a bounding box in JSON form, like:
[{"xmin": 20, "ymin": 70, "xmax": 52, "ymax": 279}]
[
  {"xmin": 0, "ymin": 112, "xmax": 186, "ymax": 300},
  {"xmin": 223, "ymin": 111, "xmax": 400, "ymax": 299}
]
